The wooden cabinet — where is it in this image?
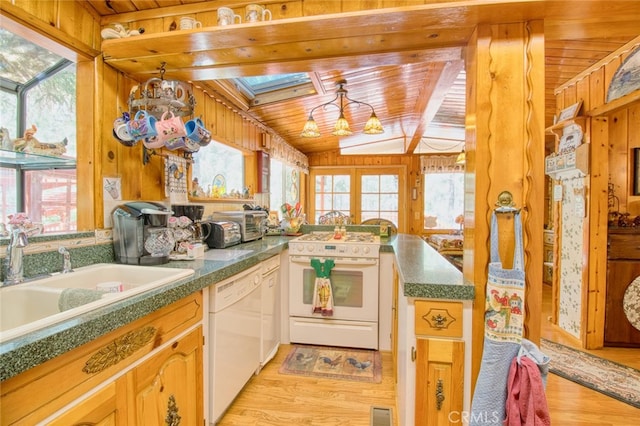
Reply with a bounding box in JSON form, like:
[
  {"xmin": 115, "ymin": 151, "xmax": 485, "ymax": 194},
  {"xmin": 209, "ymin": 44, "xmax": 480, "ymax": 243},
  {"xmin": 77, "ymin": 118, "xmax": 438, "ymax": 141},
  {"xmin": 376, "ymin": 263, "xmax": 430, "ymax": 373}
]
[
  {"xmin": 414, "ymin": 300, "xmax": 464, "ymax": 426},
  {"xmin": 47, "ymin": 381, "xmax": 124, "ymax": 426},
  {"xmin": 543, "ymin": 229, "xmax": 554, "ymax": 284},
  {"xmin": 396, "ymin": 291, "xmax": 467, "ymax": 426},
  {"xmin": 605, "ymin": 230, "xmax": 640, "ymax": 347},
  {"xmin": 415, "ymin": 338, "xmax": 464, "ymax": 426},
  {"xmin": 1, "ymin": 292, "xmax": 203, "ymax": 425},
  {"xmin": 124, "ymin": 326, "xmax": 203, "ymax": 425}
]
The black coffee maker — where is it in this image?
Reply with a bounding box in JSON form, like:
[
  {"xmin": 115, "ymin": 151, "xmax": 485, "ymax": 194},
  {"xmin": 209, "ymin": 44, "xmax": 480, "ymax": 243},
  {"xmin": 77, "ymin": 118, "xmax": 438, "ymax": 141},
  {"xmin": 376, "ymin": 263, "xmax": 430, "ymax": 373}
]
[
  {"xmin": 171, "ymin": 204, "xmax": 211, "ymax": 243},
  {"xmin": 112, "ymin": 201, "xmax": 174, "ymax": 265}
]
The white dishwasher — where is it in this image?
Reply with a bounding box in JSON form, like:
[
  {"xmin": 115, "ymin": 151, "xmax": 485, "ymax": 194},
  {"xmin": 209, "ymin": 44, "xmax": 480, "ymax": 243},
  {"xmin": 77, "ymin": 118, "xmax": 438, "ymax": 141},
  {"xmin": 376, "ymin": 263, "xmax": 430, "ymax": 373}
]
[
  {"xmin": 260, "ymin": 255, "xmax": 281, "ymax": 369},
  {"xmin": 209, "ymin": 264, "xmax": 262, "ymax": 424}
]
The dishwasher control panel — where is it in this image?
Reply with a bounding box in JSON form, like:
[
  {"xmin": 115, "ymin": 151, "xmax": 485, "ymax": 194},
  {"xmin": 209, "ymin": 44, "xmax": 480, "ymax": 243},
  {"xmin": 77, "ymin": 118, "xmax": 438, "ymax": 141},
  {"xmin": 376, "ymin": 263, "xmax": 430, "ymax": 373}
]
[{"xmin": 210, "ymin": 265, "xmax": 261, "ymax": 312}]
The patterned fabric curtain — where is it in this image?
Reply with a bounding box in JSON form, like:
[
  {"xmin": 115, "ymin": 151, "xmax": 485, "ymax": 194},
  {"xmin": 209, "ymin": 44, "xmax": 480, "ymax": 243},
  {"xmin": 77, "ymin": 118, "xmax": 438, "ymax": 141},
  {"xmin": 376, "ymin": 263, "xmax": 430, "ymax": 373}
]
[{"xmin": 420, "ymin": 154, "xmax": 464, "ymax": 174}]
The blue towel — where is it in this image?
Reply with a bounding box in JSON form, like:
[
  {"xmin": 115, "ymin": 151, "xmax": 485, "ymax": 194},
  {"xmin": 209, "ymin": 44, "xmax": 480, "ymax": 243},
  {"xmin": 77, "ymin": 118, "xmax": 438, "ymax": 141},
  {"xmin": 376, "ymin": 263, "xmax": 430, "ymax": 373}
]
[{"xmin": 471, "ymin": 212, "xmax": 526, "ymax": 425}]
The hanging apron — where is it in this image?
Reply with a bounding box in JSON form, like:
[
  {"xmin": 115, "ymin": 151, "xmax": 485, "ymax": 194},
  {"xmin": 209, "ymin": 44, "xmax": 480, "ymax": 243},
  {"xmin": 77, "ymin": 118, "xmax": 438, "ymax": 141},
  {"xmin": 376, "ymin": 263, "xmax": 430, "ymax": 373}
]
[
  {"xmin": 470, "ymin": 211, "xmax": 525, "ymax": 425},
  {"xmin": 311, "ymin": 258, "xmax": 335, "ymax": 316}
]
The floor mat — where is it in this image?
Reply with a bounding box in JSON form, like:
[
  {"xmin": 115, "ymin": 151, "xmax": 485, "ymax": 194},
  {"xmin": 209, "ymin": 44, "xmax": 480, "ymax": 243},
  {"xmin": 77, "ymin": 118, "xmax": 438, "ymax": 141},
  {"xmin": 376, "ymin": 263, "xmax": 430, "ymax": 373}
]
[
  {"xmin": 541, "ymin": 338, "xmax": 640, "ymax": 408},
  {"xmin": 279, "ymin": 345, "xmax": 382, "ymax": 383}
]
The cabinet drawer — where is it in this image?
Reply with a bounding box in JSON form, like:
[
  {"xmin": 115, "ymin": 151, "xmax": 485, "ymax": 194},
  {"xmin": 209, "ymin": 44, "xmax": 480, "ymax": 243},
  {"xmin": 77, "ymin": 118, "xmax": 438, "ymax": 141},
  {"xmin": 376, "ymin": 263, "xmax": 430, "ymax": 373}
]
[
  {"xmin": 1, "ymin": 292, "xmax": 203, "ymax": 425},
  {"xmin": 608, "ymin": 234, "xmax": 640, "ymax": 260},
  {"xmin": 415, "ymin": 300, "xmax": 463, "ymax": 338}
]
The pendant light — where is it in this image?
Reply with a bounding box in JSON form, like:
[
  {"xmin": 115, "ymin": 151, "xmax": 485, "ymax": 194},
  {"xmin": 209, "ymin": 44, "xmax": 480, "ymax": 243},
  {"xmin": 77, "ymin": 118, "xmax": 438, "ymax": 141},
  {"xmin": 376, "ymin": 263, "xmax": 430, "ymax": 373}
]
[{"xmin": 301, "ymin": 80, "xmax": 384, "ymax": 137}]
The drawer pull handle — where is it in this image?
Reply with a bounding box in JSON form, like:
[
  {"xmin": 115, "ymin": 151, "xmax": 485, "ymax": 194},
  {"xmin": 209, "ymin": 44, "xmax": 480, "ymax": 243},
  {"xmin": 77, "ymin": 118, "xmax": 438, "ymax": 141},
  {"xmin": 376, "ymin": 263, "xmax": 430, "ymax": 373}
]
[
  {"xmin": 411, "ymin": 346, "xmax": 416, "ymax": 362},
  {"xmin": 436, "ymin": 378, "xmax": 445, "ymax": 410},
  {"xmin": 83, "ymin": 325, "xmax": 157, "ymax": 374}
]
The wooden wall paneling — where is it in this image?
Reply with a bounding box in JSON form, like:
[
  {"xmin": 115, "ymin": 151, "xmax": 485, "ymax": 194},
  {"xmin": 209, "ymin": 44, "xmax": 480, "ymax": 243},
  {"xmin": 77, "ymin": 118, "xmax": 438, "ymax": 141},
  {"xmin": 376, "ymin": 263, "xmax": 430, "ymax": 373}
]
[
  {"xmin": 576, "ymin": 76, "xmax": 591, "ymax": 113},
  {"xmin": 57, "ymin": 0, "xmax": 99, "ymax": 50},
  {"xmin": 589, "ymin": 67, "xmax": 606, "ymax": 109},
  {"xmin": 204, "ymin": 95, "xmax": 217, "ymax": 137},
  {"xmin": 100, "ymin": 65, "xmax": 121, "ymax": 205},
  {"xmin": 234, "ymin": 115, "xmax": 243, "ymax": 149},
  {"xmin": 77, "ymin": 58, "xmax": 96, "ymax": 231},
  {"xmin": 12, "ymin": 0, "xmax": 57, "ymax": 28},
  {"xmin": 270, "ymin": 1, "xmax": 304, "ymax": 19},
  {"xmin": 216, "ymin": 101, "xmax": 226, "ymax": 141},
  {"xmin": 302, "ymin": 0, "xmax": 343, "ymax": 16},
  {"xmin": 609, "ymin": 110, "xmax": 630, "ymax": 211},
  {"xmin": 467, "ymin": 21, "xmax": 545, "ymax": 385},
  {"xmin": 585, "ymin": 116, "xmax": 609, "ymax": 349}
]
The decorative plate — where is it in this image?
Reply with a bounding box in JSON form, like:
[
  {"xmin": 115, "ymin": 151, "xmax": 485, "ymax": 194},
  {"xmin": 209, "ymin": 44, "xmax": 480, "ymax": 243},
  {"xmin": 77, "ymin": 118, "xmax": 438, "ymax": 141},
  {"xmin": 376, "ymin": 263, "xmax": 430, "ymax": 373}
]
[{"xmin": 212, "ymin": 174, "xmax": 226, "ymax": 197}]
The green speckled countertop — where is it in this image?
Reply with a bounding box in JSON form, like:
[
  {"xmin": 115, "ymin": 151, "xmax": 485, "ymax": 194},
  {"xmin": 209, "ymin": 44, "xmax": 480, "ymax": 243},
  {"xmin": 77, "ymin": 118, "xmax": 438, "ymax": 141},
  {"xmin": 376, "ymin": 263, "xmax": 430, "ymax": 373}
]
[
  {"xmin": 386, "ymin": 234, "xmax": 474, "ymax": 300},
  {"xmin": 0, "ymin": 232, "xmax": 473, "ymax": 381}
]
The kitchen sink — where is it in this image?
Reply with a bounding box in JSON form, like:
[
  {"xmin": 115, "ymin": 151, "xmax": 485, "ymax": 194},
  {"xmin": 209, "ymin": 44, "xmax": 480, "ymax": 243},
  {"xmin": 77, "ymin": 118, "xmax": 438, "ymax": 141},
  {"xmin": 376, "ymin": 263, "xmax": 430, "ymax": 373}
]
[{"xmin": 0, "ymin": 263, "xmax": 194, "ymax": 342}]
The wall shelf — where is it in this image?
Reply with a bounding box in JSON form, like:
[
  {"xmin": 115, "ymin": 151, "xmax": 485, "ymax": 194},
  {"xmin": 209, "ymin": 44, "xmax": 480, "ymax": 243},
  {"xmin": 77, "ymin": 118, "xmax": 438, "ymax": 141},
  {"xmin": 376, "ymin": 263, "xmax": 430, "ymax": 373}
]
[{"xmin": 545, "ymin": 143, "xmax": 590, "ymax": 180}]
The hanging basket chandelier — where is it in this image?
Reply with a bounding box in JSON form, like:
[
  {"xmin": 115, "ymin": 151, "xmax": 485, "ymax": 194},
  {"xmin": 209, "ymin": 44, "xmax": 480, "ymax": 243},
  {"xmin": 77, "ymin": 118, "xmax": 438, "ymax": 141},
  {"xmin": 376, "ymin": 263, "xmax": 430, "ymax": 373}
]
[{"xmin": 300, "ymin": 79, "xmax": 384, "ymax": 138}]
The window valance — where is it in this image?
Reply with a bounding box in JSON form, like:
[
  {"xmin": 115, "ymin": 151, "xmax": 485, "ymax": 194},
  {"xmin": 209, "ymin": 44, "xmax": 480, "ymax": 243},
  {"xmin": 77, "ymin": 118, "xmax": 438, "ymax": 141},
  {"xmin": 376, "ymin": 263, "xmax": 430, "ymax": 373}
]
[{"xmin": 420, "ymin": 155, "xmax": 464, "ymax": 174}]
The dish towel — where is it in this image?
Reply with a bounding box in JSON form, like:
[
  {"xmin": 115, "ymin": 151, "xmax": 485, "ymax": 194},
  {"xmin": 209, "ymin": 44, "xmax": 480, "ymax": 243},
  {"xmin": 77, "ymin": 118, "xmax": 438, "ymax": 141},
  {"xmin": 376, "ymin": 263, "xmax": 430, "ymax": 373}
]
[
  {"xmin": 471, "ymin": 211, "xmax": 525, "ymax": 425},
  {"xmin": 504, "ymin": 339, "xmax": 551, "ymax": 426},
  {"xmin": 311, "ymin": 258, "xmax": 335, "ymax": 316}
]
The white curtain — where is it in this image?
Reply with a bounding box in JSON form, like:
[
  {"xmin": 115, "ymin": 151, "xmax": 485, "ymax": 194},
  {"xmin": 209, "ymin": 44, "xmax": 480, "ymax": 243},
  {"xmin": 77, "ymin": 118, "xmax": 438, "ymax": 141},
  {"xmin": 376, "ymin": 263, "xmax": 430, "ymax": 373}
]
[{"xmin": 420, "ymin": 154, "xmax": 464, "ymax": 174}]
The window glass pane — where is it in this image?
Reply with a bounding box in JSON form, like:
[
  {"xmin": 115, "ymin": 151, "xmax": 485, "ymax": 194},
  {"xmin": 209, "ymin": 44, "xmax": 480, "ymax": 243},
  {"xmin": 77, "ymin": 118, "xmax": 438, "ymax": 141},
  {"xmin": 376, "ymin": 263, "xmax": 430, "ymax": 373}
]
[
  {"xmin": 0, "ymin": 28, "xmax": 63, "ymax": 84},
  {"xmin": 333, "ymin": 194, "xmax": 350, "ymax": 210},
  {"xmin": 423, "ymin": 172, "xmax": 464, "ymax": 229},
  {"xmin": 361, "ymin": 193, "xmax": 379, "ymax": 210},
  {"xmin": 25, "ymin": 64, "xmax": 77, "ymax": 157},
  {"xmin": 0, "ymin": 168, "xmax": 18, "ymax": 221},
  {"xmin": 316, "ymin": 175, "xmax": 331, "ymax": 192},
  {"xmin": 269, "ymin": 159, "xmax": 283, "ymax": 211},
  {"xmin": 334, "ymin": 175, "xmax": 350, "ymax": 192},
  {"xmin": 359, "ymin": 173, "xmax": 399, "ymax": 225},
  {"xmin": 192, "ymin": 141, "xmax": 244, "ymax": 196},
  {"xmin": 0, "ymin": 91, "xmax": 18, "ymax": 136},
  {"xmin": 361, "ymin": 175, "xmax": 378, "ymax": 192},
  {"xmin": 381, "ymin": 193, "xmax": 398, "ymax": 210},
  {"xmin": 25, "ymin": 169, "xmax": 77, "ymax": 232},
  {"xmin": 285, "ymin": 166, "xmax": 299, "ymax": 204},
  {"xmin": 380, "ymin": 175, "xmax": 398, "ymax": 192}
]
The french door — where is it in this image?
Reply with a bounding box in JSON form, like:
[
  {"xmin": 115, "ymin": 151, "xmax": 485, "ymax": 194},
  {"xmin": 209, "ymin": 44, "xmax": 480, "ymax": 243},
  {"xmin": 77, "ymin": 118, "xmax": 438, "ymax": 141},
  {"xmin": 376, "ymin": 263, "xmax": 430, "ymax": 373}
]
[{"xmin": 309, "ymin": 166, "xmax": 406, "ymax": 230}]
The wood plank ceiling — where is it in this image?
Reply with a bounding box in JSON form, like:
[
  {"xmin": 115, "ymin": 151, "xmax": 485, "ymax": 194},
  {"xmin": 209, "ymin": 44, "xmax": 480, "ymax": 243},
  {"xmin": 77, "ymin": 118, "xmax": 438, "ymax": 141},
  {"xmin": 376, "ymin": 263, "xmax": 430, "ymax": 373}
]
[{"xmin": 90, "ymin": 0, "xmax": 640, "ymax": 156}]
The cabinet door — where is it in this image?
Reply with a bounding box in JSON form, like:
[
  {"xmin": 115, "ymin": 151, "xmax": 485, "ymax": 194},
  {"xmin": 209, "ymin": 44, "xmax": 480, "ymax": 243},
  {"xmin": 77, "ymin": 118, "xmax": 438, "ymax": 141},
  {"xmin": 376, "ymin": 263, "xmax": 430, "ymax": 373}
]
[
  {"xmin": 125, "ymin": 326, "xmax": 203, "ymax": 425},
  {"xmin": 48, "ymin": 380, "xmax": 126, "ymax": 426},
  {"xmin": 415, "ymin": 338, "xmax": 464, "ymax": 426}
]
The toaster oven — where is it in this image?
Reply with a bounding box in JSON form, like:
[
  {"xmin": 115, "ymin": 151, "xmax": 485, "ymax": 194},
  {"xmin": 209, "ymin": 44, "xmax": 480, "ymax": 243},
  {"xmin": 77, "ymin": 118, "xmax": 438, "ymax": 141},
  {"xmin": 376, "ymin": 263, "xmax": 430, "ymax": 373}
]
[
  {"xmin": 205, "ymin": 221, "xmax": 241, "ymax": 249},
  {"xmin": 211, "ymin": 210, "xmax": 267, "ymax": 242}
]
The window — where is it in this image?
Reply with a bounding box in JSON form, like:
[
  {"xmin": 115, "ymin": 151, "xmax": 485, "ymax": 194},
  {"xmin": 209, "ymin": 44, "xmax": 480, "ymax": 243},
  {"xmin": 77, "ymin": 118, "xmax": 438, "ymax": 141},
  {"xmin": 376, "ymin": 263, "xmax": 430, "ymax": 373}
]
[
  {"xmin": 309, "ymin": 167, "xmax": 405, "ymax": 227},
  {"xmin": 0, "ymin": 28, "xmax": 77, "ymax": 233},
  {"xmin": 269, "ymin": 158, "xmax": 300, "ymax": 212},
  {"xmin": 421, "ymin": 155, "xmax": 464, "ymax": 230},
  {"xmin": 360, "ymin": 174, "xmax": 399, "ymax": 225},
  {"xmin": 191, "ymin": 140, "xmax": 244, "ymax": 196}
]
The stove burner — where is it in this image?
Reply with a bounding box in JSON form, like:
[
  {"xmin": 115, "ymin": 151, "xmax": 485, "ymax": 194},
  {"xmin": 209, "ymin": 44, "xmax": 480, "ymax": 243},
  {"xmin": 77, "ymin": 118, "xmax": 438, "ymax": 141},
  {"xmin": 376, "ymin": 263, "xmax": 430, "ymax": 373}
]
[{"xmin": 296, "ymin": 232, "xmax": 334, "ymax": 241}]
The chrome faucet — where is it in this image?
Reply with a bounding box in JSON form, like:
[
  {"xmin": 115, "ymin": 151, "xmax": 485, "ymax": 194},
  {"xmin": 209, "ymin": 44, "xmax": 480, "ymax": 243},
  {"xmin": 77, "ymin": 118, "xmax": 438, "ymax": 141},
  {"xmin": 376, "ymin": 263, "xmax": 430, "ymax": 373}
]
[
  {"xmin": 4, "ymin": 228, "xmax": 28, "ymax": 286},
  {"xmin": 59, "ymin": 246, "xmax": 73, "ymax": 273}
]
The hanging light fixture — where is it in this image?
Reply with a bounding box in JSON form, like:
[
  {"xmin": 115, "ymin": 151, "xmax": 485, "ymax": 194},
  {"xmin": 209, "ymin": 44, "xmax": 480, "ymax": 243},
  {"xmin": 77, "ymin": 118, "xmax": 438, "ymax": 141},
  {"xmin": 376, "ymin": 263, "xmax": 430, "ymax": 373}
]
[{"xmin": 300, "ymin": 79, "xmax": 384, "ymax": 137}]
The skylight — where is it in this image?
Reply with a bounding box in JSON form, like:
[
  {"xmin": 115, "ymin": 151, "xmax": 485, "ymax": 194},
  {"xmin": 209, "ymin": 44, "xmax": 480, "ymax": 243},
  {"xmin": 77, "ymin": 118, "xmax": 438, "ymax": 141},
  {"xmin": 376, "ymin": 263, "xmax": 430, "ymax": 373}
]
[{"xmin": 231, "ymin": 73, "xmax": 316, "ymax": 106}]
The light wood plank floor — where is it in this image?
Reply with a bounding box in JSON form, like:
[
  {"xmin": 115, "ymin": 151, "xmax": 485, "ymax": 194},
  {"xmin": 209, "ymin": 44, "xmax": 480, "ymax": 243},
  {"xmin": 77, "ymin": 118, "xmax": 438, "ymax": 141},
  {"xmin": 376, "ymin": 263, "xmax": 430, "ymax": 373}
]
[
  {"xmin": 217, "ymin": 347, "xmax": 397, "ymax": 426},
  {"xmin": 217, "ymin": 285, "xmax": 640, "ymax": 425}
]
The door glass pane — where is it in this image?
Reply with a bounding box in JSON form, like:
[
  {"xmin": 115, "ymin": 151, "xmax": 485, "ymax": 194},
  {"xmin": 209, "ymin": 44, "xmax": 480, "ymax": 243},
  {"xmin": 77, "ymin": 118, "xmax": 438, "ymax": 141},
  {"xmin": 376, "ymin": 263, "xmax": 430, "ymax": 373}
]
[
  {"xmin": 360, "ymin": 174, "xmax": 399, "ymax": 224},
  {"xmin": 314, "ymin": 174, "xmax": 351, "ymax": 222},
  {"xmin": 302, "ymin": 268, "xmax": 363, "ymax": 307}
]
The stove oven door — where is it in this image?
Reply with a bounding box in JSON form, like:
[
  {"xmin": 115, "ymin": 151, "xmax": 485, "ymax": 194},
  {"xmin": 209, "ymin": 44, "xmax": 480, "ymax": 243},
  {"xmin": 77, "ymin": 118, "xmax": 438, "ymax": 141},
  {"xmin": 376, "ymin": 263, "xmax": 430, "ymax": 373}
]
[{"xmin": 288, "ymin": 255, "xmax": 379, "ymax": 321}]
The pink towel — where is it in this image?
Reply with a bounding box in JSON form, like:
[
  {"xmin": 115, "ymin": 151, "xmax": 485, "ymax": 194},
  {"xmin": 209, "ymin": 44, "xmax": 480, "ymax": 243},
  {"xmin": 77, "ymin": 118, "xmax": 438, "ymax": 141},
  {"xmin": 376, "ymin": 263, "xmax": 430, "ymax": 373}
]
[{"xmin": 504, "ymin": 356, "xmax": 551, "ymax": 426}]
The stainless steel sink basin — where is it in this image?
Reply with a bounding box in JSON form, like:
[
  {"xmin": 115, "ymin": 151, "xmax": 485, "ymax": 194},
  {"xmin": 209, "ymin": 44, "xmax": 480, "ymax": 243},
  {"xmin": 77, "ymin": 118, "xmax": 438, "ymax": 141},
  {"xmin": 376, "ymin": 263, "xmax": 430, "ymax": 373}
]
[{"xmin": 0, "ymin": 263, "xmax": 194, "ymax": 342}]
